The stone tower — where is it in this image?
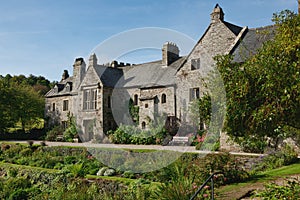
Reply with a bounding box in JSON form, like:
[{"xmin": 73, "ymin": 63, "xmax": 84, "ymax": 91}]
[
  {"xmin": 73, "ymin": 57, "xmax": 86, "ymax": 90},
  {"xmin": 210, "ymin": 4, "xmax": 224, "ymax": 23},
  {"xmin": 162, "ymin": 42, "xmax": 180, "ymax": 66}
]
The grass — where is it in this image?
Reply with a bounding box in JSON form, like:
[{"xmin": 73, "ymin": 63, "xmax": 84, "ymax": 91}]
[
  {"xmin": 0, "ymin": 162, "xmax": 60, "ymax": 174},
  {"xmin": 217, "ymin": 162, "xmax": 300, "ymax": 198},
  {"xmin": 7, "ymin": 118, "xmax": 44, "ymax": 133},
  {"xmin": 261, "ymin": 162, "xmax": 300, "ymax": 177}
]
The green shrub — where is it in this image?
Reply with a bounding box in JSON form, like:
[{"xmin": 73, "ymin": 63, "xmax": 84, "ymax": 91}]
[
  {"xmin": 64, "ymin": 163, "xmax": 86, "ymax": 178},
  {"xmin": 254, "ymin": 178, "xmax": 300, "ymax": 199},
  {"xmin": 240, "ymin": 137, "xmax": 267, "ymax": 153},
  {"xmin": 108, "ymin": 124, "xmax": 167, "ymax": 145},
  {"xmin": 254, "ymin": 145, "xmax": 299, "ymax": 172},
  {"xmin": 123, "ymin": 171, "xmax": 135, "ymax": 179},
  {"xmin": 64, "ymin": 156, "xmax": 77, "ymax": 165},
  {"xmin": 20, "ymin": 148, "xmax": 33, "ymax": 157},
  {"xmin": 45, "ymin": 126, "xmax": 64, "ymax": 141}
]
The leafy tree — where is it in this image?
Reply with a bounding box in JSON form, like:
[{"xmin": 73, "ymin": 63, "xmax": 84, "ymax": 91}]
[
  {"xmin": 0, "ymin": 74, "xmax": 47, "ymax": 132},
  {"xmin": 216, "ymin": 10, "xmax": 300, "ymax": 149},
  {"xmin": 11, "ymin": 83, "xmax": 45, "ymax": 131},
  {"xmin": 0, "ymin": 80, "xmax": 17, "ymax": 132}
]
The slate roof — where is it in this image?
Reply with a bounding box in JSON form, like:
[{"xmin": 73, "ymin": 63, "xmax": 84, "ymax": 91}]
[
  {"xmin": 116, "ymin": 57, "xmax": 186, "ymax": 88},
  {"xmin": 231, "ymin": 25, "xmax": 276, "ymax": 63},
  {"xmin": 223, "ymin": 21, "xmax": 243, "ymax": 36},
  {"xmin": 93, "ymin": 65, "xmax": 123, "ymax": 88},
  {"xmin": 45, "ymin": 77, "xmax": 73, "ymax": 97}
]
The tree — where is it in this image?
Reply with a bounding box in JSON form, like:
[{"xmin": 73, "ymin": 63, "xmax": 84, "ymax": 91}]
[
  {"xmin": 217, "ymin": 10, "xmax": 300, "ymax": 149},
  {"xmin": 0, "ymin": 80, "xmax": 17, "ymax": 132},
  {"xmin": 0, "ymin": 75, "xmax": 45, "ymax": 132},
  {"xmin": 11, "ymin": 83, "xmax": 45, "ymax": 131}
]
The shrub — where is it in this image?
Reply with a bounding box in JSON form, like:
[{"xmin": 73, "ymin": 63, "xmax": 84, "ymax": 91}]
[
  {"xmin": 123, "ymin": 171, "xmax": 135, "ymax": 179},
  {"xmin": 240, "ymin": 137, "xmax": 267, "ymax": 153},
  {"xmin": 253, "ymin": 145, "xmax": 298, "ymax": 172},
  {"xmin": 254, "ymin": 178, "xmax": 300, "ymax": 199},
  {"xmin": 64, "ymin": 163, "xmax": 86, "ymax": 178},
  {"xmin": 45, "ymin": 126, "xmax": 64, "ymax": 141},
  {"xmin": 20, "ymin": 148, "xmax": 33, "ymax": 157},
  {"xmin": 108, "ymin": 124, "xmax": 167, "ymax": 145}
]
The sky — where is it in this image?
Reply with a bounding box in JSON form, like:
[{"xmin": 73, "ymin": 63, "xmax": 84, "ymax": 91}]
[{"xmin": 0, "ymin": 0, "xmax": 297, "ymax": 81}]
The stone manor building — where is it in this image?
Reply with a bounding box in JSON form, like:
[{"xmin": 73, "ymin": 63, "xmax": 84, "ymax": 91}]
[{"xmin": 45, "ymin": 4, "xmax": 275, "ymax": 143}]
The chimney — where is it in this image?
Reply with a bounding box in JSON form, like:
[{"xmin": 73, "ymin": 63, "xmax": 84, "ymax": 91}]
[
  {"xmin": 111, "ymin": 60, "xmax": 118, "ymax": 68},
  {"xmin": 61, "ymin": 69, "xmax": 69, "ymax": 81},
  {"xmin": 162, "ymin": 42, "xmax": 180, "ymax": 66},
  {"xmin": 89, "ymin": 53, "xmax": 98, "ymax": 67},
  {"xmin": 210, "ymin": 4, "xmax": 224, "ymax": 24},
  {"xmin": 73, "ymin": 57, "xmax": 86, "ymax": 89}
]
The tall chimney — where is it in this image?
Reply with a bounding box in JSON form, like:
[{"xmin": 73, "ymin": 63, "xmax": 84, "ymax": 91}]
[
  {"xmin": 162, "ymin": 42, "xmax": 179, "ymax": 66},
  {"xmin": 73, "ymin": 57, "xmax": 86, "ymax": 89}
]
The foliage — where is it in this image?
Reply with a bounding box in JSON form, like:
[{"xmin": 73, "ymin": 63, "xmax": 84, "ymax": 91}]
[
  {"xmin": 254, "ymin": 178, "xmax": 300, "ymax": 199},
  {"xmin": 216, "ymin": 10, "xmax": 300, "ymax": 148},
  {"xmin": 189, "ymin": 94, "xmax": 211, "ymax": 130},
  {"xmin": 150, "ymin": 152, "xmax": 249, "ymax": 199},
  {"xmin": 129, "ymin": 98, "xmax": 139, "ymax": 124},
  {"xmin": 45, "ymin": 125, "xmax": 64, "ymax": 141},
  {"xmin": 108, "ymin": 122, "xmax": 167, "ymax": 145},
  {"xmin": 253, "ymin": 145, "xmax": 299, "ymax": 172},
  {"xmin": 63, "ymin": 114, "xmax": 78, "ymax": 142},
  {"xmin": 0, "ymin": 76, "xmax": 45, "ymax": 132},
  {"xmin": 0, "ymin": 163, "xmax": 130, "ymax": 200}
]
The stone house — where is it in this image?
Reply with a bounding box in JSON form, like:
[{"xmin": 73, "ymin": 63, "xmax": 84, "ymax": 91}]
[{"xmin": 45, "ymin": 4, "xmax": 275, "ymax": 144}]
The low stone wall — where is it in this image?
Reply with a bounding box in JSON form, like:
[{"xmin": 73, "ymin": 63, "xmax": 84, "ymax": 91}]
[{"xmin": 220, "ymin": 132, "xmax": 242, "ymax": 152}]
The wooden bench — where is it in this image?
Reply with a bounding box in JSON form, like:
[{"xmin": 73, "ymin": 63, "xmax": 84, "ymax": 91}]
[{"xmin": 169, "ymin": 136, "xmax": 189, "ymax": 146}]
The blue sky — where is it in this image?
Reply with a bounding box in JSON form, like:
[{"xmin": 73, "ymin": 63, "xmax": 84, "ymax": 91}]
[{"xmin": 0, "ymin": 0, "xmax": 297, "ymax": 81}]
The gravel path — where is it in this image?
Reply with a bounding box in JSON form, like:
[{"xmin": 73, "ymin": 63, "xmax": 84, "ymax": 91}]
[{"xmin": 7, "ymin": 140, "xmax": 265, "ymax": 157}]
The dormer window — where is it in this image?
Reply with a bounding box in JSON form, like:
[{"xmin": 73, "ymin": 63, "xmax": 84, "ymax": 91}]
[
  {"xmin": 191, "ymin": 58, "xmax": 200, "ymax": 70},
  {"xmin": 53, "ymin": 85, "xmax": 58, "ymax": 93},
  {"xmin": 65, "ymin": 83, "xmax": 72, "ymax": 92}
]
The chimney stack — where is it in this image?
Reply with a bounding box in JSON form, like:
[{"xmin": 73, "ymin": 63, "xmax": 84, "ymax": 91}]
[{"xmin": 162, "ymin": 42, "xmax": 180, "ymax": 66}]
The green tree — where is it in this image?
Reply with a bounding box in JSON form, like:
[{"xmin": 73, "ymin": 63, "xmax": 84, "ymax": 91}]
[
  {"xmin": 0, "ymin": 80, "xmax": 17, "ymax": 132},
  {"xmin": 11, "ymin": 83, "xmax": 45, "ymax": 131},
  {"xmin": 217, "ymin": 10, "xmax": 300, "ymax": 149}
]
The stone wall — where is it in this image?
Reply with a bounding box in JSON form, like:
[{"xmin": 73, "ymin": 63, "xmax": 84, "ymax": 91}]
[{"xmin": 45, "ymin": 95, "xmax": 74, "ymax": 126}]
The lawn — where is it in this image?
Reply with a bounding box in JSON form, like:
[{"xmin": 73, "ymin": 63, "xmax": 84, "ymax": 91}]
[{"xmin": 217, "ymin": 162, "xmax": 300, "ymax": 199}]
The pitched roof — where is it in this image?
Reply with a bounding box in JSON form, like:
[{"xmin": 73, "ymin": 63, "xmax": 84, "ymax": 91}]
[
  {"xmin": 117, "ymin": 57, "xmax": 185, "ymax": 88},
  {"xmin": 93, "ymin": 65, "xmax": 123, "ymax": 88},
  {"xmin": 223, "ymin": 21, "xmax": 243, "ymax": 36},
  {"xmin": 231, "ymin": 25, "xmax": 276, "ymax": 62},
  {"xmin": 45, "ymin": 77, "xmax": 73, "ymax": 97}
]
